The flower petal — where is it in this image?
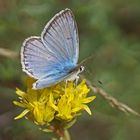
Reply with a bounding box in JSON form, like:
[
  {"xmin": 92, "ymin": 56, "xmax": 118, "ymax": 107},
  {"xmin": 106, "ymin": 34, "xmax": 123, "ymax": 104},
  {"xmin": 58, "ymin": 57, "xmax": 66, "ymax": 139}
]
[
  {"xmin": 83, "ymin": 105, "xmax": 92, "ymax": 115},
  {"xmin": 16, "ymin": 88, "xmax": 26, "ymax": 97},
  {"xmin": 13, "ymin": 101, "xmax": 26, "ymax": 108},
  {"xmin": 82, "ymin": 96, "xmax": 96, "ymax": 103},
  {"xmin": 14, "ymin": 109, "xmax": 30, "ymax": 120}
]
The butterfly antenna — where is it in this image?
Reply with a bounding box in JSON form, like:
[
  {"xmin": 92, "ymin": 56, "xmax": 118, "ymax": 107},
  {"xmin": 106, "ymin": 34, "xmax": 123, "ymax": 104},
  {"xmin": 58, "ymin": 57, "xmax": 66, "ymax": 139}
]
[
  {"xmin": 79, "ymin": 53, "xmax": 96, "ymax": 65},
  {"xmin": 83, "ymin": 68, "xmax": 103, "ymax": 87}
]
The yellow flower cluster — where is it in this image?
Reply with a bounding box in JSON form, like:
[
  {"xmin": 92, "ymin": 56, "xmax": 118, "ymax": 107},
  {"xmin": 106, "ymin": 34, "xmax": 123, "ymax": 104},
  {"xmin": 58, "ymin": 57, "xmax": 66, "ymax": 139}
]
[{"xmin": 14, "ymin": 78, "xmax": 96, "ymax": 126}]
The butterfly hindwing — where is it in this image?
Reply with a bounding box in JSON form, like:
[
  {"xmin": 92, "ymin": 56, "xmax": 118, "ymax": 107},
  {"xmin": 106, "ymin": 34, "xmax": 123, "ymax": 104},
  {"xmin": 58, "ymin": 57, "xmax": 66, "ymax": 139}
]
[{"xmin": 33, "ymin": 72, "xmax": 67, "ymax": 89}]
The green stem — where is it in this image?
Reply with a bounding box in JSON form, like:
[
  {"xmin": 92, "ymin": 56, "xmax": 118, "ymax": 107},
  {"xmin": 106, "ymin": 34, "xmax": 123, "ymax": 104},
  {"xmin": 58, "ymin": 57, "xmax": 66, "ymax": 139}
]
[
  {"xmin": 52, "ymin": 138, "xmax": 57, "ymax": 140},
  {"xmin": 59, "ymin": 129, "xmax": 71, "ymax": 140},
  {"xmin": 64, "ymin": 129, "xmax": 71, "ymax": 140}
]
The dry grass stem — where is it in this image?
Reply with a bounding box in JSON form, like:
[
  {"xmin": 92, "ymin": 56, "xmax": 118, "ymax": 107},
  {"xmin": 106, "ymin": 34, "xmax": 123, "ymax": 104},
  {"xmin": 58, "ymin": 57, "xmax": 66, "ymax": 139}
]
[
  {"xmin": 84, "ymin": 77, "xmax": 140, "ymax": 117},
  {"xmin": 0, "ymin": 48, "xmax": 18, "ymax": 59}
]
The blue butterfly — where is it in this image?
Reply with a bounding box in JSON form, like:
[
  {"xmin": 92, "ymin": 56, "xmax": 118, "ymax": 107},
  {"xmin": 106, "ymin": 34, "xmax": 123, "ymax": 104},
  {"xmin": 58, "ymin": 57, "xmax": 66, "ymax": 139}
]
[{"xmin": 21, "ymin": 8, "xmax": 84, "ymax": 89}]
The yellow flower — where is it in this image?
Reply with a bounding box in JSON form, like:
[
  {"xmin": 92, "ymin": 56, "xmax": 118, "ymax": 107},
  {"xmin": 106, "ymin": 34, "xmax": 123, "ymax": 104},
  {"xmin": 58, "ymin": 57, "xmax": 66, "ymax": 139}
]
[
  {"xmin": 13, "ymin": 88, "xmax": 55, "ymax": 125},
  {"xmin": 51, "ymin": 80, "xmax": 96, "ymax": 121},
  {"xmin": 14, "ymin": 77, "xmax": 96, "ymax": 126}
]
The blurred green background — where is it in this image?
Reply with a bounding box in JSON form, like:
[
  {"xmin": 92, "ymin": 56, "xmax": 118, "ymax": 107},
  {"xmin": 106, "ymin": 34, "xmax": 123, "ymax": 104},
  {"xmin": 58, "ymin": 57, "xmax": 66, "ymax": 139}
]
[{"xmin": 0, "ymin": 0, "xmax": 140, "ymax": 140}]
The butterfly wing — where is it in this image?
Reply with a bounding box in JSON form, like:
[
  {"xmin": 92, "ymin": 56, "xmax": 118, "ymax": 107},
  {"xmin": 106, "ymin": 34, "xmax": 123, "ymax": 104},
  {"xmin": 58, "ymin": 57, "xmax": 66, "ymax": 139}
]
[
  {"xmin": 33, "ymin": 65, "xmax": 80, "ymax": 89},
  {"xmin": 21, "ymin": 37, "xmax": 63, "ymax": 78},
  {"xmin": 41, "ymin": 8, "xmax": 79, "ymax": 64},
  {"xmin": 21, "ymin": 9, "xmax": 79, "ymax": 89},
  {"xmin": 33, "ymin": 72, "xmax": 67, "ymax": 89}
]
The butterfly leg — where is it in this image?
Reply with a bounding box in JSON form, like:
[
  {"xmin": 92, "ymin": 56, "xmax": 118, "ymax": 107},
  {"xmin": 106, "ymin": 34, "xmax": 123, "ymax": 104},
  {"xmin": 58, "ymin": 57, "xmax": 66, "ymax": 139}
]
[
  {"xmin": 75, "ymin": 75, "xmax": 79, "ymax": 86},
  {"xmin": 64, "ymin": 79, "xmax": 68, "ymax": 93}
]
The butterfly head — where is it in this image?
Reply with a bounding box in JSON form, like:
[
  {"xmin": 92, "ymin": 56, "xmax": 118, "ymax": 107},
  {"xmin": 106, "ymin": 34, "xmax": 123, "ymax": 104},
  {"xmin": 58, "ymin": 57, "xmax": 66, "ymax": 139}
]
[{"xmin": 79, "ymin": 65, "xmax": 85, "ymax": 74}]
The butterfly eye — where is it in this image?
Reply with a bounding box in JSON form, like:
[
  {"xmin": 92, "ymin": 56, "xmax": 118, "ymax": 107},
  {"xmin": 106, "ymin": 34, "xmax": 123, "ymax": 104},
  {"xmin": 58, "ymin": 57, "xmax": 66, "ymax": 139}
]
[{"xmin": 80, "ymin": 66, "xmax": 84, "ymax": 72}]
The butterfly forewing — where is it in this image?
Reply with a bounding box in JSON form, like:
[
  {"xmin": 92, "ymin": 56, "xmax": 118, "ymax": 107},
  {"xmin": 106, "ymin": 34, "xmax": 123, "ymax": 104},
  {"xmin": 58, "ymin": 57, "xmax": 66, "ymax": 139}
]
[{"xmin": 41, "ymin": 8, "xmax": 79, "ymax": 64}]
